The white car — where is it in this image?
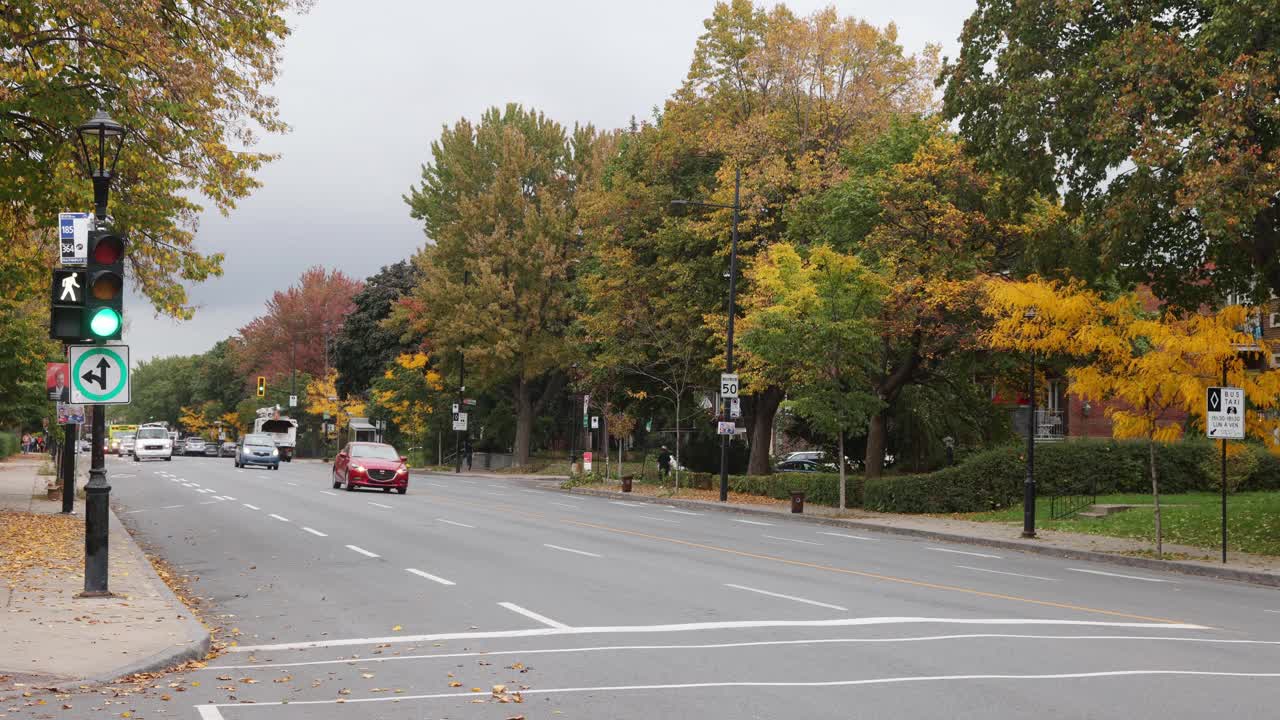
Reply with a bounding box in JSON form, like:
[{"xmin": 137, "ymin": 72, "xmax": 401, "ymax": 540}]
[{"xmin": 132, "ymin": 427, "xmax": 173, "ymax": 462}]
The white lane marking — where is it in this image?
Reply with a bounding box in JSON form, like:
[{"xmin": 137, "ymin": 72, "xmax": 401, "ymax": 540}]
[
  {"xmin": 198, "ymin": 488, "xmax": 215, "ymax": 494},
  {"xmin": 196, "ymin": 705, "xmax": 226, "ymax": 720},
  {"xmin": 1265, "ymin": 610, "xmax": 1280, "ymax": 614},
  {"xmin": 121, "ymin": 509, "xmax": 148, "ymax": 514},
  {"xmin": 211, "ymin": 633, "xmax": 1279, "ymax": 671},
  {"xmin": 636, "ymin": 514, "xmax": 680, "ymax": 523},
  {"xmin": 222, "ymin": 495, "xmax": 236, "ymax": 501},
  {"xmin": 544, "ymin": 543, "xmax": 602, "ymax": 558},
  {"xmin": 231, "ymin": 618, "xmax": 1208, "ymax": 653},
  {"xmin": 182, "ymin": 483, "xmax": 197, "ymax": 488},
  {"xmin": 287, "ymin": 482, "xmax": 298, "ymax": 486},
  {"xmin": 160, "ymin": 504, "xmax": 184, "ymax": 510},
  {"xmin": 666, "ymin": 509, "xmax": 701, "ymax": 516},
  {"xmin": 427, "ymin": 482, "xmax": 448, "ymax": 488},
  {"xmin": 1068, "ymin": 568, "xmax": 1173, "ymax": 584},
  {"xmin": 927, "ymin": 546, "xmax": 1002, "ymax": 560},
  {"xmin": 437, "ymin": 519, "xmax": 474, "ymax": 528},
  {"xmin": 346, "ymin": 544, "xmax": 380, "ymax": 558},
  {"xmin": 562, "ymin": 495, "xmax": 586, "ymax": 501},
  {"xmin": 724, "ymin": 583, "xmax": 847, "ymax": 611},
  {"xmin": 498, "ymin": 602, "xmax": 570, "ymax": 630},
  {"xmin": 955, "ymin": 565, "xmax": 1059, "ymax": 582},
  {"xmin": 169, "ymin": 478, "xmax": 181, "ymax": 483},
  {"xmin": 610, "ymin": 500, "xmax": 646, "ymax": 507},
  {"xmin": 208, "ymin": 670, "xmax": 1280, "ymax": 708},
  {"xmin": 368, "ymin": 501, "xmax": 393, "ymax": 509},
  {"xmin": 268, "ymin": 513, "xmax": 290, "ymax": 522},
  {"xmin": 199, "ymin": 500, "xmax": 218, "ymax": 505},
  {"xmin": 550, "ymin": 502, "xmax": 579, "ymax": 509},
  {"xmin": 764, "ymin": 534, "xmax": 823, "ymax": 546},
  {"xmin": 242, "ymin": 503, "xmax": 261, "ymax": 511},
  {"xmin": 405, "ymin": 568, "xmax": 456, "ymax": 586},
  {"xmin": 302, "ymin": 527, "xmax": 328, "ymax": 537},
  {"xmin": 210, "ymin": 496, "xmax": 230, "ymax": 501},
  {"xmin": 819, "ymin": 531, "xmax": 875, "ymax": 541},
  {"xmin": 732, "ymin": 518, "xmax": 774, "ymax": 526},
  {"xmin": 320, "ymin": 491, "xmax": 337, "ymax": 496}
]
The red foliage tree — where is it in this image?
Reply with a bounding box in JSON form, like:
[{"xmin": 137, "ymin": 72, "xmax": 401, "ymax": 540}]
[{"xmin": 237, "ymin": 267, "xmax": 363, "ymax": 386}]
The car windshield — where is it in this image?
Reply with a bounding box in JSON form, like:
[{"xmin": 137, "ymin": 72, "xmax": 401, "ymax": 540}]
[
  {"xmin": 137, "ymin": 428, "xmax": 167, "ymax": 439},
  {"xmin": 120, "ymin": 434, "xmax": 135, "ymax": 441},
  {"xmin": 244, "ymin": 435, "xmax": 274, "ymax": 446},
  {"xmin": 350, "ymin": 444, "xmax": 399, "ymax": 460}
]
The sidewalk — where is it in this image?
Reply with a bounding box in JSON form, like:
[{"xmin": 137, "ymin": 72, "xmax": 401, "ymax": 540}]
[
  {"xmin": 0, "ymin": 454, "xmax": 210, "ymax": 686},
  {"xmin": 564, "ymin": 481, "xmax": 1280, "ymax": 588}
]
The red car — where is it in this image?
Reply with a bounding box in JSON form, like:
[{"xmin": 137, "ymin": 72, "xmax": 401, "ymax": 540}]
[{"xmin": 332, "ymin": 442, "xmax": 409, "ymax": 494}]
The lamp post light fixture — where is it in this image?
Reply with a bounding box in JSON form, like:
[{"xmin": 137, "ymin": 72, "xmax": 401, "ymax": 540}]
[
  {"xmin": 1022, "ymin": 306, "xmax": 1038, "ymax": 539},
  {"xmin": 671, "ymin": 167, "xmax": 742, "ymax": 502},
  {"xmin": 74, "ymin": 110, "xmax": 129, "ymax": 597}
]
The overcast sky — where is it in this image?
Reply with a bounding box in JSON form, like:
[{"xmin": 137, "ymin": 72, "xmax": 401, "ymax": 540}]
[{"xmin": 128, "ymin": 0, "xmax": 976, "ymax": 363}]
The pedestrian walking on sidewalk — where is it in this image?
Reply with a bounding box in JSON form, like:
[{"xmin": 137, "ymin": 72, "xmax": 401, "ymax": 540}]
[
  {"xmin": 463, "ymin": 437, "xmax": 473, "ymax": 471},
  {"xmin": 21, "ymin": 433, "xmax": 31, "ymax": 453}
]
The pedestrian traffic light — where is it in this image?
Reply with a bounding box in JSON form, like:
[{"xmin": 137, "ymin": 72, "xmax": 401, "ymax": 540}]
[
  {"xmin": 83, "ymin": 229, "xmax": 125, "ymax": 341},
  {"xmin": 49, "ymin": 269, "xmax": 88, "ymax": 341},
  {"xmin": 256, "ymin": 376, "xmax": 266, "ymax": 398}
]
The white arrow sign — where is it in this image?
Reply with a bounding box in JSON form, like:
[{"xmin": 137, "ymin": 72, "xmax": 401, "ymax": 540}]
[{"xmin": 69, "ymin": 345, "xmax": 130, "ymax": 405}]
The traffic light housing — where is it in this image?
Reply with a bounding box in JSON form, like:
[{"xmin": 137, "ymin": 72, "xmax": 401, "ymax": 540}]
[
  {"xmin": 256, "ymin": 376, "xmax": 266, "ymax": 398},
  {"xmin": 49, "ymin": 269, "xmax": 88, "ymax": 341},
  {"xmin": 83, "ymin": 229, "xmax": 125, "ymax": 341}
]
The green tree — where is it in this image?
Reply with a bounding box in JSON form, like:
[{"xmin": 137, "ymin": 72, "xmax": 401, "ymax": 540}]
[
  {"xmin": 740, "ymin": 244, "xmax": 885, "ymax": 507},
  {"xmin": 334, "ymin": 261, "xmax": 421, "ymax": 398},
  {"xmin": 942, "ymin": 0, "xmax": 1280, "ymax": 306},
  {"xmin": 398, "ymin": 104, "xmax": 601, "ymax": 466}
]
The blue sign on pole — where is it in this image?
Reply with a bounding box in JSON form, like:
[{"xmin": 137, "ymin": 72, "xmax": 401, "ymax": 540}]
[{"xmin": 59, "ymin": 212, "xmax": 92, "ymax": 267}]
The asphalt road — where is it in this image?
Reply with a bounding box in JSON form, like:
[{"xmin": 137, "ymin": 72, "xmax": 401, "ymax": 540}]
[{"xmin": 34, "ymin": 455, "xmax": 1280, "ymax": 718}]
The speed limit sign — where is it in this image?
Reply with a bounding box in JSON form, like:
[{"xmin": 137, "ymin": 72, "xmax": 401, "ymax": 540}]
[{"xmin": 720, "ymin": 373, "xmax": 739, "ymax": 399}]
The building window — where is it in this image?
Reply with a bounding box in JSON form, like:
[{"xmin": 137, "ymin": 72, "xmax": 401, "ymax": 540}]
[
  {"xmin": 1273, "ymin": 354, "xmax": 1280, "ymax": 369},
  {"xmin": 1271, "ymin": 313, "xmax": 1279, "ymax": 328}
]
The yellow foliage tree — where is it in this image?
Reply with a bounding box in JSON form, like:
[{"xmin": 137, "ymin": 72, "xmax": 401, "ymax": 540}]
[
  {"xmin": 373, "ymin": 353, "xmax": 444, "ymax": 440},
  {"xmin": 178, "ymin": 405, "xmax": 208, "ymax": 436},
  {"xmin": 986, "ymin": 277, "xmax": 1280, "ymax": 556},
  {"xmin": 306, "ymin": 370, "xmax": 366, "ymax": 444}
]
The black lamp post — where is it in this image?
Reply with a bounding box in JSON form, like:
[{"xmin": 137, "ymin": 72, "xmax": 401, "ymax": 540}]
[
  {"xmin": 1022, "ymin": 307, "xmax": 1038, "ymax": 539},
  {"xmin": 672, "ymin": 167, "xmax": 741, "ymax": 502},
  {"xmin": 75, "ymin": 110, "xmax": 128, "ymax": 596}
]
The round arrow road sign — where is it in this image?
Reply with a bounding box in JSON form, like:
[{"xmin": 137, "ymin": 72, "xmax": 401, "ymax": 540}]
[{"xmin": 70, "ymin": 345, "xmax": 130, "ymax": 404}]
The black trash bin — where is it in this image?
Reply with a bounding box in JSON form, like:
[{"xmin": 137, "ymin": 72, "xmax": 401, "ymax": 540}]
[
  {"xmin": 790, "ymin": 490, "xmax": 805, "ymax": 514},
  {"xmin": 621, "ymin": 475, "xmax": 633, "ymax": 493}
]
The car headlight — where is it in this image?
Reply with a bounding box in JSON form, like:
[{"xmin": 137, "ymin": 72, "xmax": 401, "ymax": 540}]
[
  {"xmin": 351, "ymin": 464, "xmax": 365, "ymax": 473},
  {"xmin": 396, "ymin": 464, "xmax": 408, "ymax": 475},
  {"xmin": 271, "ymin": 448, "xmax": 279, "ymax": 455}
]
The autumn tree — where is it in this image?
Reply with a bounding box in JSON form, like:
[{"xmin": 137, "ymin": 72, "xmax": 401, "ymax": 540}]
[
  {"xmin": 739, "ymin": 244, "xmax": 885, "ymax": 507},
  {"xmin": 306, "ymin": 370, "xmax": 365, "ymax": 441},
  {"xmin": 334, "ymin": 261, "xmax": 422, "ymax": 398},
  {"xmin": 237, "ymin": 267, "xmax": 362, "ymax": 387},
  {"xmin": 943, "ymin": 0, "xmax": 1280, "ymax": 307},
  {"xmin": 986, "ymin": 278, "xmax": 1280, "ymax": 557},
  {"xmin": 398, "ymin": 104, "xmax": 601, "ymax": 466},
  {"xmin": 370, "ymin": 352, "xmax": 448, "ymax": 457}
]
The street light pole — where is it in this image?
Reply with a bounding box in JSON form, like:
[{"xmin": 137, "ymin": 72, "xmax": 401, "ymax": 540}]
[
  {"xmin": 75, "ymin": 110, "xmax": 128, "ymax": 596},
  {"xmin": 455, "ymin": 271, "xmax": 469, "ymax": 474},
  {"xmin": 1022, "ymin": 307, "xmax": 1038, "ymax": 539}
]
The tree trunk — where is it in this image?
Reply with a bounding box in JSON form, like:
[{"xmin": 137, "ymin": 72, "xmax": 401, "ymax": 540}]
[
  {"xmin": 1150, "ymin": 436, "xmax": 1162, "ymax": 559},
  {"xmin": 674, "ymin": 394, "xmax": 681, "ymax": 491},
  {"xmin": 513, "ymin": 378, "xmax": 533, "ymax": 466},
  {"xmin": 747, "ymin": 386, "xmax": 784, "ymax": 476},
  {"xmin": 838, "ymin": 430, "xmax": 846, "ymax": 510},
  {"xmin": 865, "ymin": 411, "xmax": 887, "ymax": 480}
]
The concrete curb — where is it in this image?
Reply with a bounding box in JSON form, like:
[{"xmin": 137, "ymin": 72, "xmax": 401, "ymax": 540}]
[
  {"xmin": 565, "ymin": 486, "xmax": 1280, "ymax": 589},
  {"xmin": 86, "ymin": 508, "xmax": 212, "ymax": 684}
]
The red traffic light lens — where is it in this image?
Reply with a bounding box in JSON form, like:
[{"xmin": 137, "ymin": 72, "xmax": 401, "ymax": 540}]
[
  {"xmin": 92, "ymin": 235, "xmax": 124, "ymax": 264},
  {"xmin": 90, "ymin": 271, "xmax": 123, "ymax": 300}
]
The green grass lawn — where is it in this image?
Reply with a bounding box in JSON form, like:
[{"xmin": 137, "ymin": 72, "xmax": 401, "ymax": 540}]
[{"xmin": 960, "ymin": 492, "xmax": 1280, "ymax": 557}]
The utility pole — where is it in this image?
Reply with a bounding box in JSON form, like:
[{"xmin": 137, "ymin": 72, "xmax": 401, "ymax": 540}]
[{"xmin": 455, "ymin": 271, "xmax": 469, "ymax": 473}]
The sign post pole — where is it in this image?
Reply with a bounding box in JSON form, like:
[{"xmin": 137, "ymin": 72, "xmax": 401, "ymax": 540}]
[
  {"xmin": 1222, "ymin": 363, "xmax": 1228, "ymax": 564},
  {"xmin": 1205, "ymin": 373, "xmax": 1244, "ymax": 565}
]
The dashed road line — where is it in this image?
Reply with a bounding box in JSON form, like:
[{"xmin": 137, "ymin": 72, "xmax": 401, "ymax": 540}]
[
  {"xmin": 405, "ymin": 568, "xmax": 456, "ymax": 586},
  {"xmin": 368, "ymin": 501, "xmax": 393, "ymax": 509},
  {"xmin": 610, "ymin": 501, "xmax": 646, "ymax": 507},
  {"xmin": 724, "ymin": 583, "xmax": 848, "ymax": 611},
  {"xmin": 160, "ymin": 504, "xmax": 184, "ymax": 509},
  {"xmin": 320, "ymin": 491, "xmax": 337, "ymax": 496},
  {"xmin": 437, "ymin": 519, "xmax": 474, "ymax": 528},
  {"xmin": 955, "ymin": 565, "xmax": 1059, "ymax": 582},
  {"xmin": 732, "ymin": 518, "xmax": 774, "ymax": 526},
  {"xmin": 242, "ymin": 503, "xmax": 261, "ymax": 510},
  {"xmin": 927, "ymin": 547, "xmax": 1002, "ymax": 560},
  {"xmin": 544, "ymin": 543, "xmax": 602, "ymax": 558},
  {"xmin": 636, "ymin": 515, "xmax": 680, "ymax": 523},
  {"xmin": 498, "ymin": 602, "xmax": 569, "ymax": 630},
  {"xmin": 302, "ymin": 527, "xmax": 328, "ymax": 537},
  {"xmin": 818, "ymin": 531, "xmax": 875, "ymax": 541},
  {"xmin": 666, "ymin": 509, "xmax": 701, "ymax": 516},
  {"xmin": 1067, "ymin": 568, "xmax": 1173, "ymax": 583},
  {"xmin": 763, "ymin": 535, "xmax": 823, "ymax": 546},
  {"xmin": 346, "ymin": 544, "xmax": 380, "ymax": 558},
  {"xmin": 550, "ymin": 502, "xmax": 579, "ymax": 509},
  {"xmin": 268, "ymin": 513, "xmax": 290, "ymax": 522}
]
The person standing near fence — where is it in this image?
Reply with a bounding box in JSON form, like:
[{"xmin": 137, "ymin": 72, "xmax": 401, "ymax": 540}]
[{"xmin": 658, "ymin": 446, "xmax": 672, "ymax": 482}]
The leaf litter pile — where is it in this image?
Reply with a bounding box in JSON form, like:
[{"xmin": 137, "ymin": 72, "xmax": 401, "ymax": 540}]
[{"xmin": 0, "ymin": 511, "xmax": 82, "ymax": 590}]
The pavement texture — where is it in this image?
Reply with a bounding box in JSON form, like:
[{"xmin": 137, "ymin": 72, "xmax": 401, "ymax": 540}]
[
  {"xmin": 566, "ymin": 481, "xmax": 1280, "ymax": 586},
  {"xmin": 0, "ymin": 454, "xmax": 210, "ymax": 687},
  {"xmin": 2, "ymin": 455, "xmax": 1276, "ymax": 719}
]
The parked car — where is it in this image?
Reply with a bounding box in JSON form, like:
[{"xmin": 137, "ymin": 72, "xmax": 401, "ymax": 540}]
[
  {"xmin": 234, "ymin": 433, "xmax": 280, "ymax": 470},
  {"xmin": 332, "ymin": 442, "xmax": 408, "ymax": 494},
  {"xmin": 173, "ymin": 438, "xmax": 186, "ymax": 455},
  {"xmin": 776, "ymin": 458, "xmax": 825, "ymax": 473},
  {"xmin": 221, "ymin": 441, "xmax": 237, "ymax": 456},
  {"xmin": 132, "ymin": 426, "xmax": 174, "ymax": 462},
  {"xmin": 203, "ymin": 441, "xmax": 221, "ymax": 457},
  {"xmin": 183, "ymin": 437, "xmax": 206, "ymax": 456}
]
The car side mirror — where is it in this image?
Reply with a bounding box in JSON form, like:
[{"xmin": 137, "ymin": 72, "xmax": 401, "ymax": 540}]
[
  {"xmin": 399, "ymin": 456, "xmax": 408, "ymax": 463},
  {"xmin": 337, "ymin": 451, "xmax": 347, "ymax": 458}
]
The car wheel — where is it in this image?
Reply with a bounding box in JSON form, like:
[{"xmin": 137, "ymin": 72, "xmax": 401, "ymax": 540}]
[
  {"xmin": 344, "ymin": 475, "xmax": 356, "ymax": 491},
  {"xmin": 273, "ymin": 464, "xmax": 279, "ymax": 471},
  {"xmin": 165, "ymin": 456, "xmax": 172, "ymax": 462},
  {"xmin": 396, "ymin": 487, "xmax": 407, "ymax": 495}
]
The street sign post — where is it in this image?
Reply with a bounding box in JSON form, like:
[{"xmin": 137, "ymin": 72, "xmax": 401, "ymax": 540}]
[
  {"xmin": 452, "ymin": 412, "xmax": 468, "ymax": 431},
  {"xmin": 729, "ymin": 397, "xmax": 741, "ymax": 419},
  {"xmin": 717, "ymin": 421, "xmax": 736, "ymax": 436},
  {"xmin": 1205, "ymin": 386, "xmax": 1245, "ymax": 439},
  {"xmin": 59, "ymin": 212, "xmax": 91, "ymax": 267},
  {"xmin": 720, "ymin": 373, "xmax": 739, "ymax": 399},
  {"xmin": 68, "ymin": 345, "xmax": 130, "ymax": 405}
]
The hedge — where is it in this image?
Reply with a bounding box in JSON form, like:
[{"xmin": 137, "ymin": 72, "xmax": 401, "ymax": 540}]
[
  {"xmin": 626, "ymin": 463, "xmax": 854, "ymax": 508},
  {"xmin": 0, "ymin": 432, "xmax": 16, "ymax": 459},
  {"xmin": 865, "ymin": 439, "xmax": 1280, "ymax": 514}
]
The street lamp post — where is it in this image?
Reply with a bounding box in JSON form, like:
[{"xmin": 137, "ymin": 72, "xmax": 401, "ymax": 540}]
[
  {"xmin": 75, "ymin": 110, "xmax": 128, "ymax": 596},
  {"xmin": 1022, "ymin": 307, "xmax": 1038, "ymax": 539},
  {"xmin": 672, "ymin": 167, "xmax": 741, "ymax": 502}
]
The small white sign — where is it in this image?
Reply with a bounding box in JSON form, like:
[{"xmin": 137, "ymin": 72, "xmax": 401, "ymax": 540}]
[
  {"xmin": 451, "ymin": 403, "xmax": 460, "ymax": 414},
  {"xmin": 1206, "ymin": 386, "xmax": 1245, "ymax": 439},
  {"xmin": 583, "ymin": 451, "xmax": 593, "ymax": 472},
  {"xmin": 729, "ymin": 397, "xmax": 741, "ymax": 419},
  {"xmin": 720, "ymin": 373, "xmax": 739, "ymax": 399},
  {"xmin": 591, "ymin": 416, "xmax": 599, "ymax": 429},
  {"xmin": 452, "ymin": 412, "xmax": 468, "ymax": 431},
  {"xmin": 717, "ymin": 421, "xmax": 736, "ymax": 436},
  {"xmin": 288, "ymin": 394, "xmax": 297, "ymax": 408},
  {"xmin": 68, "ymin": 344, "xmax": 130, "ymax": 405},
  {"xmin": 59, "ymin": 212, "xmax": 91, "ymax": 267}
]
